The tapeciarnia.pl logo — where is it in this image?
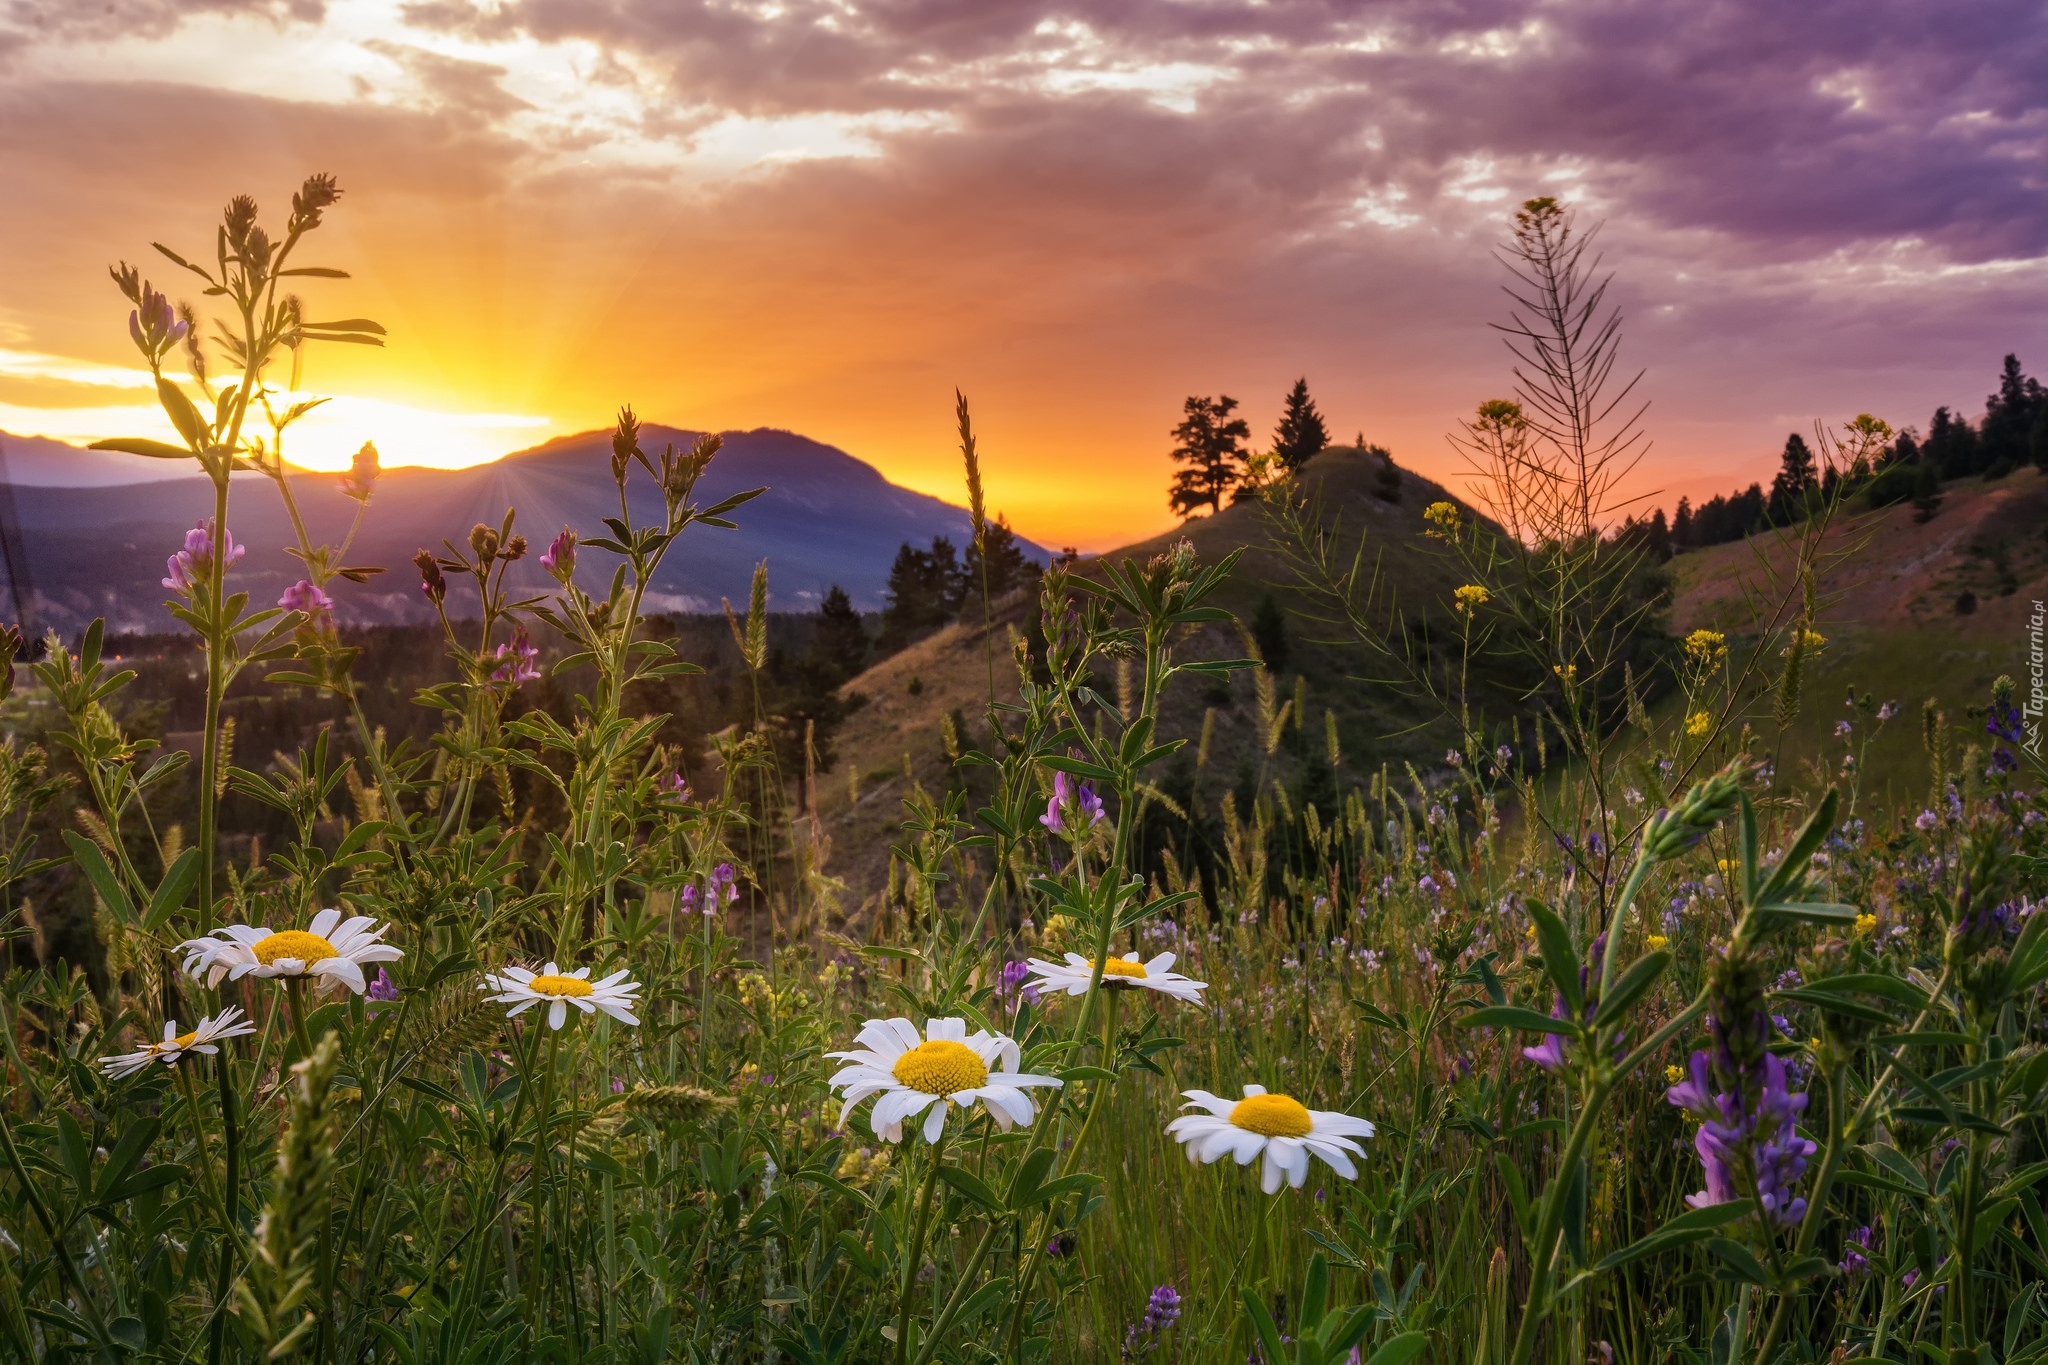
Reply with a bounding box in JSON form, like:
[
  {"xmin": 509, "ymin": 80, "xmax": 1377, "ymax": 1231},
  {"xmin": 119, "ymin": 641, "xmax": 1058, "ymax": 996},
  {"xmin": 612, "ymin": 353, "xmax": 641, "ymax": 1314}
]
[{"xmin": 2025, "ymin": 598, "xmax": 2045, "ymax": 760}]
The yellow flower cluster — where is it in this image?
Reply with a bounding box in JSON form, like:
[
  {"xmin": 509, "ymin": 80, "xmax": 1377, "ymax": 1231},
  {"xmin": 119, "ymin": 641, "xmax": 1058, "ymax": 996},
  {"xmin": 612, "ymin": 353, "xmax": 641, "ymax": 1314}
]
[
  {"xmin": 1423, "ymin": 501, "xmax": 1461, "ymax": 539},
  {"xmin": 1854, "ymin": 913, "xmax": 1878, "ymax": 938},
  {"xmin": 1683, "ymin": 629, "xmax": 1727, "ymax": 663},
  {"xmin": 1453, "ymin": 584, "xmax": 1490, "ymax": 613},
  {"xmin": 1646, "ymin": 934, "xmax": 1669, "ymax": 951},
  {"xmin": 1553, "ymin": 663, "xmax": 1577, "ymax": 681},
  {"xmin": 1686, "ymin": 710, "xmax": 1712, "ymax": 739},
  {"xmin": 1665, "ymin": 1064, "xmax": 1685, "ymax": 1084},
  {"xmin": 834, "ymin": 1145, "xmax": 893, "ymax": 1186},
  {"xmin": 1781, "ymin": 628, "xmax": 1827, "ymax": 656}
]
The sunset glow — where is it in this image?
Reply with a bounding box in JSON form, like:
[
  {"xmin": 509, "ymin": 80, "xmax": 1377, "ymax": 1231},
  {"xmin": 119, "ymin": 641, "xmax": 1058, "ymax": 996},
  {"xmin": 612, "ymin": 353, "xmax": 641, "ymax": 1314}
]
[{"xmin": 2, "ymin": 2, "xmax": 2043, "ymax": 549}]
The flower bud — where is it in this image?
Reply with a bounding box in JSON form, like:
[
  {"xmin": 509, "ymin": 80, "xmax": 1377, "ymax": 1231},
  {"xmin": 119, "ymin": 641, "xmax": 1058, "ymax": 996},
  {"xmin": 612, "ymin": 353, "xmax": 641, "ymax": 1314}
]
[
  {"xmin": 341, "ymin": 441, "xmax": 380, "ymax": 503},
  {"xmin": 469, "ymin": 523, "xmax": 500, "ymax": 563},
  {"xmin": 501, "ymin": 535, "xmax": 527, "ymax": 563},
  {"xmin": 611, "ymin": 406, "xmax": 641, "ymax": 484},
  {"xmin": 414, "ymin": 549, "xmax": 447, "ymax": 604},
  {"xmin": 540, "ymin": 527, "xmax": 578, "ymax": 583}
]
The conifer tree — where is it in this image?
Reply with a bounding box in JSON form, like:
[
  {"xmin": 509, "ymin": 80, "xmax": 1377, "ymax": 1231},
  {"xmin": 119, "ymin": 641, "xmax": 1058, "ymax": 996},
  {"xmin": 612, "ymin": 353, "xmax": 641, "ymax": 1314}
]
[
  {"xmin": 1166, "ymin": 395, "xmax": 1250, "ymax": 517},
  {"xmin": 1768, "ymin": 433, "xmax": 1819, "ymax": 523},
  {"xmin": 808, "ymin": 585, "xmax": 869, "ymax": 685},
  {"xmin": 1272, "ymin": 378, "xmax": 1329, "ymax": 470}
]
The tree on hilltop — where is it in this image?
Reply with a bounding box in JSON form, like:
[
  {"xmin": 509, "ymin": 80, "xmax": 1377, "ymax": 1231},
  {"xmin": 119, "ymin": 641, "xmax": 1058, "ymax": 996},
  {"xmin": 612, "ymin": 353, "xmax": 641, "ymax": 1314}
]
[
  {"xmin": 1768, "ymin": 432, "xmax": 1819, "ymax": 523},
  {"xmin": 807, "ymin": 584, "xmax": 869, "ymax": 686},
  {"xmin": 1167, "ymin": 394, "xmax": 1250, "ymax": 517},
  {"xmin": 1272, "ymin": 378, "xmax": 1329, "ymax": 471}
]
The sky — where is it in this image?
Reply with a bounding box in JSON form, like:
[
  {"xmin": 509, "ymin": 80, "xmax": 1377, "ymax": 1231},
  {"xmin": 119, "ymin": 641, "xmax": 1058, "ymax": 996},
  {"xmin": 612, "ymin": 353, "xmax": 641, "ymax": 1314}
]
[{"xmin": 0, "ymin": 1, "xmax": 2044, "ymax": 551}]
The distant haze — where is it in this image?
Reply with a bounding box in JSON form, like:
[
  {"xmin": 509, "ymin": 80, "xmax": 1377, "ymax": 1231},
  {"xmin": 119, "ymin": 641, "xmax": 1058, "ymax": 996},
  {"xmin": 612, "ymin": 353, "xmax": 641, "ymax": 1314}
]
[{"xmin": 4, "ymin": 426, "xmax": 1045, "ymax": 634}]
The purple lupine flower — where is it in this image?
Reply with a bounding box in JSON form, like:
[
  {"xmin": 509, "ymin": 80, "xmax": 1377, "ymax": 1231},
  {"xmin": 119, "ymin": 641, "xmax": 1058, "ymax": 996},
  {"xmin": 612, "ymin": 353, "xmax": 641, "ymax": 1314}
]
[
  {"xmin": 1143, "ymin": 1284, "xmax": 1180, "ymax": 1333},
  {"xmin": 367, "ymin": 967, "xmax": 399, "ymax": 1002},
  {"xmin": 491, "ymin": 625, "xmax": 541, "ymax": 686},
  {"xmin": 1666, "ymin": 963, "xmax": 1817, "ymax": 1228},
  {"xmin": 279, "ymin": 579, "xmax": 336, "ymax": 630},
  {"xmin": 679, "ymin": 884, "xmax": 700, "ymax": 915},
  {"xmin": 996, "ymin": 959, "xmax": 1037, "ymax": 1005},
  {"xmin": 1878, "ymin": 700, "xmax": 1899, "ymax": 721},
  {"xmin": 1834, "ymin": 720, "xmax": 1853, "ymax": 738},
  {"xmin": 129, "ymin": 283, "xmax": 188, "ymax": 362},
  {"xmin": 666, "ymin": 772, "xmax": 692, "ymax": 803},
  {"xmin": 1840, "ymin": 1225, "xmax": 1872, "ymax": 1277},
  {"xmin": 1915, "ymin": 810, "xmax": 1939, "ymax": 833},
  {"xmin": 1522, "ymin": 1008, "xmax": 1569, "ymax": 1073},
  {"xmin": 1040, "ymin": 769, "xmax": 1106, "ymax": 835},
  {"xmin": 540, "ymin": 526, "xmax": 578, "ymax": 582},
  {"xmin": 1045, "ymin": 1232, "xmax": 1076, "ymax": 1258},
  {"xmin": 163, "ymin": 519, "xmax": 243, "ymax": 595},
  {"xmin": 709, "ymin": 861, "xmax": 739, "ymax": 908}
]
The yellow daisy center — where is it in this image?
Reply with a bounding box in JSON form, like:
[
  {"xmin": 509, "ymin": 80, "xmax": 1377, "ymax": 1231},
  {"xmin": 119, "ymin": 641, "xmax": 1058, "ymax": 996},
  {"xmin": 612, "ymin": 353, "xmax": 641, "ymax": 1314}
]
[
  {"xmin": 528, "ymin": 974, "xmax": 594, "ymax": 998},
  {"xmin": 168, "ymin": 1031, "xmax": 199, "ymax": 1050},
  {"xmin": 891, "ymin": 1039, "xmax": 990, "ymax": 1096},
  {"xmin": 1100, "ymin": 958, "xmax": 1148, "ymax": 980},
  {"xmin": 1230, "ymin": 1093, "xmax": 1314, "ymax": 1138},
  {"xmin": 252, "ymin": 930, "xmax": 339, "ymax": 966}
]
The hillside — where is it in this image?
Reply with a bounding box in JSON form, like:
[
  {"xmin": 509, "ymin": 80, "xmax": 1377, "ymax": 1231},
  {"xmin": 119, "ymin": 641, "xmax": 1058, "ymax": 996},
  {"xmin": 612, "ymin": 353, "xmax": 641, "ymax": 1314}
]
[
  {"xmin": 1669, "ymin": 465, "xmax": 2048, "ymax": 802},
  {"xmin": 811, "ymin": 444, "xmax": 1481, "ymax": 909},
  {"xmin": 6, "ymin": 426, "xmax": 1042, "ymax": 632}
]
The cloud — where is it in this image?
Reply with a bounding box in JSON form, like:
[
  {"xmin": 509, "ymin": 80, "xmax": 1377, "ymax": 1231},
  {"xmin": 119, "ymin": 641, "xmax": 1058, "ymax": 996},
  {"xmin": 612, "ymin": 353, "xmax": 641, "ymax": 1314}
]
[{"xmin": 1, "ymin": 0, "xmax": 2045, "ymax": 547}]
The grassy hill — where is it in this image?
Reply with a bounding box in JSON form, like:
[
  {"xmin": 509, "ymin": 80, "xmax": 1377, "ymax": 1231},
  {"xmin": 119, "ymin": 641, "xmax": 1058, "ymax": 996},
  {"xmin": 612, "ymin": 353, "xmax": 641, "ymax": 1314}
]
[
  {"xmin": 809, "ymin": 444, "xmax": 1483, "ymax": 910},
  {"xmin": 1666, "ymin": 464, "xmax": 2048, "ymax": 806}
]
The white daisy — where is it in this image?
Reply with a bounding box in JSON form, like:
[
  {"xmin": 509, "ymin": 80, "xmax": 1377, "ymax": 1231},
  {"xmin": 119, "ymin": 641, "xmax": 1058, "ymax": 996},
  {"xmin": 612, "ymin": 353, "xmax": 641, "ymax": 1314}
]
[
  {"xmin": 1022, "ymin": 950, "xmax": 1206, "ymax": 1003},
  {"xmin": 1167, "ymin": 1084, "xmax": 1375, "ymax": 1194},
  {"xmin": 827, "ymin": 1017, "xmax": 1063, "ymax": 1144},
  {"xmin": 99, "ymin": 1007, "xmax": 257, "ymax": 1079},
  {"xmin": 179, "ymin": 906, "xmax": 402, "ymax": 996},
  {"xmin": 480, "ymin": 961, "xmax": 642, "ymax": 1030}
]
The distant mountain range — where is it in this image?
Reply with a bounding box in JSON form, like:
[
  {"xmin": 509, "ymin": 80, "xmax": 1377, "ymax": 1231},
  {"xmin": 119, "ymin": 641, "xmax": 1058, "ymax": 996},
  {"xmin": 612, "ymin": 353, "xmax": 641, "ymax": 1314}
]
[{"xmin": 0, "ymin": 426, "xmax": 1045, "ymax": 634}]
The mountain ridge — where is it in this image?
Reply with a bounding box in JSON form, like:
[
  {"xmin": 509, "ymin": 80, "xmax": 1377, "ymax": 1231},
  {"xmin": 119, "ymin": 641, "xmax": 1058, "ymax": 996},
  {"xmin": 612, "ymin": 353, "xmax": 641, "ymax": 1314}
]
[{"xmin": 1, "ymin": 425, "xmax": 1046, "ymax": 632}]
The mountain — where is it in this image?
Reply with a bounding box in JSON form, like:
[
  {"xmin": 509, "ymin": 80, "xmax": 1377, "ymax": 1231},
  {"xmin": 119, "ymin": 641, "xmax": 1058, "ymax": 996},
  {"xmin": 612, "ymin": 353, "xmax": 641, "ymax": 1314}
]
[
  {"xmin": 0, "ymin": 431, "xmax": 196, "ymax": 487},
  {"xmin": 1, "ymin": 426, "xmax": 1046, "ymax": 633}
]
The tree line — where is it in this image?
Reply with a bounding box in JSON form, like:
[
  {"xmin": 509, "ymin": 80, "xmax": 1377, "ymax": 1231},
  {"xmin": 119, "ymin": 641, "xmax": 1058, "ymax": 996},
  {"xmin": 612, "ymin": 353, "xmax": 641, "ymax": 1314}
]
[{"xmin": 1625, "ymin": 353, "xmax": 2048, "ymax": 556}]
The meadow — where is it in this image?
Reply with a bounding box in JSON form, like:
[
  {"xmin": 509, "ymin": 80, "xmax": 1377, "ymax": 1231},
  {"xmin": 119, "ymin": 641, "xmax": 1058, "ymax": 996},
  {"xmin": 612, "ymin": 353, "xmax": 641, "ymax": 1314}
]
[{"xmin": 1, "ymin": 179, "xmax": 2045, "ymax": 1365}]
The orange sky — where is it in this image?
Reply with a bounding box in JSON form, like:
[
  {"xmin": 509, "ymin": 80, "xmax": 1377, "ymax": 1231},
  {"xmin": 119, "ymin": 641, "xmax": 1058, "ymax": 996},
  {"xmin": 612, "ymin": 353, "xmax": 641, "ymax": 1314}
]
[{"xmin": 2, "ymin": 2, "xmax": 2044, "ymax": 552}]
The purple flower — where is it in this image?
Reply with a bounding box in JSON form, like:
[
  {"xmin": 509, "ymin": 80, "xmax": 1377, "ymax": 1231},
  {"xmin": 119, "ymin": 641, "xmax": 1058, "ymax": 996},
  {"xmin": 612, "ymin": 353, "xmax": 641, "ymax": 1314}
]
[
  {"xmin": 703, "ymin": 861, "xmax": 740, "ymax": 911},
  {"xmin": 279, "ymin": 579, "xmax": 336, "ymax": 631},
  {"xmin": 1045, "ymin": 1232, "xmax": 1076, "ymax": 1258},
  {"xmin": 995, "ymin": 959, "xmax": 1037, "ymax": 1004},
  {"xmin": 1522, "ymin": 1026, "xmax": 1569, "ymax": 1073},
  {"xmin": 366, "ymin": 967, "xmax": 399, "ymax": 1002},
  {"xmin": 667, "ymin": 772, "xmax": 692, "ymax": 803},
  {"xmin": 1835, "ymin": 720, "xmax": 1853, "ymax": 739},
  {"xmin": 1840, "ymin": 1224, "xmax": 1872, "ymax": 1277},
  {"xmin": 540, "ymin": 526, "xmax": 578, "ymax": 582},
  {"xmin": 1915, "ymin": 810, "xmax": 1939, "ymax": 833},
  {"xmin": 1040, "ymin": 769, "xmax": 1106, "ymax": 835},
  {"xmin": 128, "ymin": 283, "xmax": 189, "ymax": 362},
  {"xmin": 491, "ymin": 625, "xmax": 541, "ymax": 686},
  {"xmin": 679, "ymin": 884, "xmax": 700, "ymax": 915},
  {"xmin": 1144, "ymin": 1285, "xmax": 1180, "ymax": 1332},
  {"xmin": 163, "ymin": 519, "xmax": 243, "ymax": 595},
  {"xmin": 1667, "ymin": 1048, "xmax": 1815, "ymax": 1226}
]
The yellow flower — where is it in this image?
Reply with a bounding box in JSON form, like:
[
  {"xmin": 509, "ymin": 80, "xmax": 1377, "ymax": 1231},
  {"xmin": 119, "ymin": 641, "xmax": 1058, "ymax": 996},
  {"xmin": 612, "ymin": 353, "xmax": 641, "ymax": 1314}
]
[
  {"xmin": 1716, "ymin": 858, "xmax": 1737, "ymax": 876},
  {"xmin": 1525, "ymin": 923, "xmax": 1537, "ymax": 939},
  {"xmin": 1423, "ymin": 501, "xmax": 1461, "ymax": 539},
  {"xmin": 1781, "ymin": 628, "xmax": 1827, "ymax": 656},
  {"xmin": 1683, "ymin": 629, "xmax": 1727, "ymax": 664},
  {"xmin": 1453, "ymin": 584, "xmax": 1490, "ymax": 613},
  {"xmin": 1854, "ymin": 913, "xmax": 1878, "ymax": 938},
  {"xmin": 1646, "ymin": 934, "xmax": 1669, "ymax": 951},
  {"xmin": 1552, "ymin": 663, "xmax": 1578, "ymax": 681},
  {"xmin": 1664, "ymin": 1064, "xmax": 1685, "ymax": 1084},
  {"xmin": 1686, "ymin": 710, "xmax": 1712, "ymax": 739}
]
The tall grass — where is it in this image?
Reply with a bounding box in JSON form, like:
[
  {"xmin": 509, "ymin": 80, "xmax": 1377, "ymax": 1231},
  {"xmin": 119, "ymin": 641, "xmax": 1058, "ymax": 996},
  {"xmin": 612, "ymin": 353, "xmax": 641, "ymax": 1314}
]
[{"xmin": 0, "ymin": 178, "xmax": 2043, "ymax": 1365}]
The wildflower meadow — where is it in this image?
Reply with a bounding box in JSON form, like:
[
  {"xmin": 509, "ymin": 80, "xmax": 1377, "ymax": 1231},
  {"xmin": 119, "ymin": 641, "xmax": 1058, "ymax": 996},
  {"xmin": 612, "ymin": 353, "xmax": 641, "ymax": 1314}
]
[{"xmin": 1, "ymin": 178, "xmax": 2045, "ymax": 1365}]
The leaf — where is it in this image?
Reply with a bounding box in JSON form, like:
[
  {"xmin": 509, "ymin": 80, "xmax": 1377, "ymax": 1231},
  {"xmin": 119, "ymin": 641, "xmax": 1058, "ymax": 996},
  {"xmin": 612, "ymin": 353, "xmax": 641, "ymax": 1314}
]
[
  {"xmin": 1460, "ymin": 1005, "xmax": 1577, "ymax": 1036},
  {"xmin": 299, "ymin": 317, "xmax": 387, "ymax": 334},
  {"xmin": 1300, "ymin": 1252, "xmax": 1329, "ymax": 1332},
  {"xmin": 1757, "ymin": 786, "xmax": 1838, "ymax": 903},
  {"xmin": 86, "ymin": 436, "xmax": 194, "ymax": 460},
  {"xmin": 1241, "ymin": 1288, "xmax": 1289, "ymax": 1365},
  {"xmin": 1591, "ymin": 950, "xmax": 1671, "ymax": 1028},
  {"xmin": 1527, "ymin": 899, "xmax": 1582, "ymax": 1015},
  {"xmin": 1363, "ymin": 1332, "xmax": 1430, "ymax": 1365},
  {"xmin": 937, "ymin": 1166, "xmax": 1003, "ymax": 1213},
  {"xmin": 1755, "ymin": 900, "xmax": 1861, "ymax": 924},
  {"xmin": 1772, "ymin": 987, "xmax": 1894, "ymax": 1025},
  {"xmin": 62, "ymin": 830, "xmax": 136, "ymax": 927},
  {"xmin": 145, "ymin": 847, "xmax": 202, "ymax": 931},
  {"xmin": 1593, "ymin": 1200, "xmax": 1756, "ymax": 1271},
  {"xmin": 1704, "ymin": 1237, "xmax": 1771, "ymax": 1285},
  {"xmin": 156, "ymin": 375, "xmax": 211, "ymax": 449}
]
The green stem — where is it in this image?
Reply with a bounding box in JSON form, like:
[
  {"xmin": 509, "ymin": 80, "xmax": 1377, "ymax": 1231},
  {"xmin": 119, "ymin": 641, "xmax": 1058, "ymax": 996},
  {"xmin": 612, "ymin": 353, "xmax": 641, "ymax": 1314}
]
[
  {"xmin": 1505, "ymin": 1075, "xmax": 1612, "ymax": 1365},
  {"xmin": 913, "ymin": 1222, "xmax": 999, "ymax": 1365},
  {"xmin": 0, "ymin": 1101, "xmax": 116, "ymax": 1350},
  {"xmin": 894, "ymin": 1128, "xmax": 949, "ymax": 1365}
]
